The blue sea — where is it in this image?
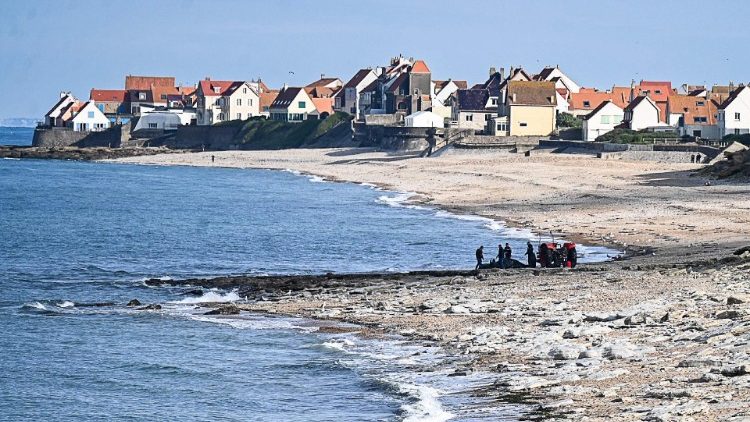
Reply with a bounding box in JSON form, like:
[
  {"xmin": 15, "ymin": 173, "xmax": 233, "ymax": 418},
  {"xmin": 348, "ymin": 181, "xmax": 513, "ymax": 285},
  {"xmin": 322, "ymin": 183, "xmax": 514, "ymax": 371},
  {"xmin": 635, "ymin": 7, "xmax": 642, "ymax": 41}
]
[
  {"xmin": 0, "ymin": 126, "xmax": 34, "ymax": 146},
  {"xmin": 0, "ymin": 128, "xmax": 615, "ymax": 420}
]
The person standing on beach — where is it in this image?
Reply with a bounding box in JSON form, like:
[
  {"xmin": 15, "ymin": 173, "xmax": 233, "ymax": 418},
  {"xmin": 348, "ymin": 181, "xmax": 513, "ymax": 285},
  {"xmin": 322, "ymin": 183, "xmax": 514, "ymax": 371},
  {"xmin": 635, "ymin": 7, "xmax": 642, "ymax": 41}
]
[
  {"xmin": 525, "ymin": 241, "xmax": 536, "ymax": 268},
  {"xmin": 504, "ymin": 243, "xmax": 512, "ymax": 267},
  {"xmin": 475, "ymin": 246, "xmax": 484, "ymax": 270},
  {"xmin": 497, "ymin": 243, "xmax": 505, "ymax": 269},
  {"xmin": 211, "ymin": 155, "xmax": 215, "ymax": 163}
]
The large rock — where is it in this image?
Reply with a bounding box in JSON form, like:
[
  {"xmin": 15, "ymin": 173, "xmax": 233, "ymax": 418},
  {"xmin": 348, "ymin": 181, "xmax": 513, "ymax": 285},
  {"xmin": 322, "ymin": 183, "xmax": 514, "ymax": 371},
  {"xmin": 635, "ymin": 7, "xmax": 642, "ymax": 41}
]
[
  {"xmin": 127, "ymin": 299, "xmax": 142, "ymax": 307},
  {"xmin": 204, "ymin": 304, "xmax": 240, "ymax": 315}
]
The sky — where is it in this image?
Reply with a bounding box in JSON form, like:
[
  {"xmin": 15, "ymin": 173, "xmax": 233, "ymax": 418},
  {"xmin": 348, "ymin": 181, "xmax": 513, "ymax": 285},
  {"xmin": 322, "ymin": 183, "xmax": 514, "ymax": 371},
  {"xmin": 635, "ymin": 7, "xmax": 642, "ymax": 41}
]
[{"xmin": 0, "ymin": 0, "xmax": 748, "ymax": 119}]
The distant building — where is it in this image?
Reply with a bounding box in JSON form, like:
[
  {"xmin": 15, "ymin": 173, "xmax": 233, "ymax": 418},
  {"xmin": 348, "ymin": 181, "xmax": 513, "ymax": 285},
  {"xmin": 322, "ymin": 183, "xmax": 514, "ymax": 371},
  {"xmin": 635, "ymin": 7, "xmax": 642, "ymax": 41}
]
[
  {"xmin": 581, "ymin": 101, "xmax": 624, "ymax": 141},
  {"xmin": 623, "ymin": 95, "xmax": 663, "ymax": 130},
  {"xmin": 195, "ymin": 79, "xmax": 260, "ymax": 125},
  {"xmin": 667, "ymin": 94, "xmax": 719, "ymax": 139},
  {"xmin": 404, "ymin": 110, "xmax": 444, "ymax": 128},
  {"xmin": 358, "ymin": 56, "xmax": 433, "ymax": 120},
  {"xmin": 89, "ymin": 89, "xmax": 129, "ymax": 122},
  {"xmin": 718, "ymin": 86, "xmax": 750, "ymax": 138},
  {"xmin": 504, "ymin": 80, "xmax": 557, "ymax": 136},
  {"xmin": 450, "ymin": 89, "xmax": 495, "ymax": 132},
  {"xmin": 269, "ymin": 87, "xmax": 318, "ymax": 122},
  {"xmin": 125, "ymin": 75, "xmax": 176, "ymax": 90},
  {"xmin": 69, "ymin": 101, "xmax": 110, "ymax": 132},
  {"xmin": 44, "ymin": 92, "xmax": 78, "ymax": 127},
  {"xmin": 533, "ymin": 66, "xmax": 581, "ymax": 93},
  {"xmin": 305, "ymin": 76, "xmax": 343, "ymax": 100},
  {"xmin": 335, "ymin": 68, "xmax": 380, "ymax": 119},
  {"xmin": 259, "ymin": 90, "xmax": 279, "ymax": 118}
]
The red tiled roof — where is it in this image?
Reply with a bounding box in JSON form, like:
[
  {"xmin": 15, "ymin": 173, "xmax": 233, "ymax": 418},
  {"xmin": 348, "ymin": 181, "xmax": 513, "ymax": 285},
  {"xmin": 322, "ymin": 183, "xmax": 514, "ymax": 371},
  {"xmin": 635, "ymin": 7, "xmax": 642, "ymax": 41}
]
[
  {"xmin": 634, "ymin": 81, "xmax": 672, "ymax": 103},
  {"xmin": 582, "ymin": 100, "xmax": 619, "ymax": 121},
  {"xmin": 305, "ymin": 78, "xmax": 341, "ymax": 88},
  {"xmin": 198, "ymin": 80, "xmax": 235, "ymax": 96},
  {"xmin": 668, "ymin": 94, "xmax": 717, "ymax": 125},
  {"xmin": 312, "ymin": 98, "xmax": 334, "ymax": 115},
  {"xmin": 569, "ymin": 88, "xmax": 615, "ymax": 111},
  {"xmin": 410, "ymin": 60, "xmax": 430, "ymax": 74},
  {"xmin": 260, "ymin": 91, "xmax": 279, "ymax": 110},
  {"xmin": 90, "ymin": 89, "xmax": 128, "ymax": 102}
]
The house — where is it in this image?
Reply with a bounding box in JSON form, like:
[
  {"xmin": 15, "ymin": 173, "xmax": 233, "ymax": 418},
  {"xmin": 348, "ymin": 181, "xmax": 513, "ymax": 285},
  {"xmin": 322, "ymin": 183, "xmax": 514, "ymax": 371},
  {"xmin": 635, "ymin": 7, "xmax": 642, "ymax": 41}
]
[
  {"xmin": 623, "ymin": 95, "xmax": 663, "ymax": 130},
  {"xmin": 44, "ymin": 92, "xmax": 78, "ymax": 127},
  {"xmin": 667, "ymin": 94, "xmax": 719, "ymax": 139},
  {"xmin": 568, "ymin": 87, "xmax": 631, "ymax": 117},
  {"xmin": 269, "ymin": 86, "xmax": 318, "ymax": 122},
  {"xmin": 431, "ymin": 79, "xmax": 468, "ymax": 120},
  {"xmin": 718, "ymin": 86, "xmax": 750, "ymax": 138},
  {"xmin": 195, "ymin": 79, "xmax": 260, "ymax": 125},
  {"xmin": 89, "ymin": 89, "xmax": 129, "ymax": 121},
  {"xmin": 633, "ymin": 81, "xmax": 674, "ymax": 123},
  {"xmin": 475, "ymin": 66, "xmax": 531, "ymax": 116},
  {"xmin": 357, "ymin": 57, "xmax": 433, "ymax": 120},
  {"xmin": 69, "ymin": 101, "xmax": 110, "ymax": 132},
  {"xmin": 450, "ymin": 89, "xmax": 496, "ymax": 132},
  {"xmin": 404, "ymin": 110, "xmax": 444, "ymax": 128},
  {"xmin": 133, "ymin": 108, "xmax": 196, "ymax": 131},
  {"xmin": 581, "ymin": 101, "xmax": 624, "ymax": 141},
  {"xmin": 534, "ymin": 66, "xmax": 581, "ymax": 93},
  {"xmin": 259, "ymin": 90, "xmax": 279, "ymax": 118},
  {"xmin": 334, "ymin": 68, "xmax": 380, "ymax": 119},
  {"xmin": 305, "ymin": 76, "xmax": 343, "ymax": 91},
  {"xmin": 504, "ymin": 81, "xmax": 557, "ymax": 136},
  {"xmin": 311, "ymin": 97, "xmax": 334, "ymax": 118}
]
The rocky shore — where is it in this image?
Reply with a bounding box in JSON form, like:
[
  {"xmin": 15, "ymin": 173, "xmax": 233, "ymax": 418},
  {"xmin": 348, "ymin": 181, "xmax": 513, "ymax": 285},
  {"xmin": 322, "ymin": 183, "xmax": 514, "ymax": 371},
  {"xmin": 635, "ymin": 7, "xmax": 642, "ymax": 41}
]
[
  {"xmin": 0, "ymin": 146, "xmax": 179, "ymax": 161},
  {"xmin": 146, "ymin": 244, "xmax": 750, "ymax": 420}
]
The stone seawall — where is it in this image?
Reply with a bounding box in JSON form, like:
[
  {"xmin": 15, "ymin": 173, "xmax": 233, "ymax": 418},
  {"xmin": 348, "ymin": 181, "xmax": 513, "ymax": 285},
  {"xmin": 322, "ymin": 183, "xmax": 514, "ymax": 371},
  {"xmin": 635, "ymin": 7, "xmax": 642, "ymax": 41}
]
[
  {"xmin": 32, "ymin": 124, "xmax": 130, "ymax": 148},
  {"xmin": 353, "ymin": 124, "xmax": 441, "ymax": 151}
]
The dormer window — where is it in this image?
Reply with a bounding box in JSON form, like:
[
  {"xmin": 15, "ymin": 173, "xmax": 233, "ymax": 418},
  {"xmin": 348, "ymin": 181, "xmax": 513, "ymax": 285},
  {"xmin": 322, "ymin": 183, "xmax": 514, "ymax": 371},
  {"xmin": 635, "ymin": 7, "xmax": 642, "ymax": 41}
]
[
  {"xmin": 583, "ymin": 101, "xmax": 591, "ymax": 108},
  {"xmin": 696, "ymin": 101, "xmax": 705, "ymax": 106},
  {"xmin": 138, "ymin": 92, "xmax": 146, "ymax": 100},
  {"xmin": 655, "ymin": 90, "xmax": 662, "ymax": 95},
  {"xmin": 213, "ymin": 87, "xmax": 221, "ymax": 93}
]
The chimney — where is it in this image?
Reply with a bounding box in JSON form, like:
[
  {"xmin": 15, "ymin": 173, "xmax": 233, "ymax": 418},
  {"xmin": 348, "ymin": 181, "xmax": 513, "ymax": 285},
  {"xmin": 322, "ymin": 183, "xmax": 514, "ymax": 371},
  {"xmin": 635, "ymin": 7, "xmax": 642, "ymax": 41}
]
[
  {"xmin": 489, "ymin": 67, "xmax": 496, "ymax": 77},
  {"xmin": 512, "ymin": 93, "xmax": 517, "ymax": 103},
  {"xmin": 205, "ymin": 76, "xmax": 211, "ymax": 81},
  {"xmin": 320, "ymin": 73, "xmax": 325, "ymax": 80},
  {"xmin": 282, "ymin": 83, "xmax": 288, "ymax": 91},
  {"xmin": 730, "ymin": 81, "xmax": 735, "ymax": 89},
  {"xmin": 509, "ymin": 66, "xmax": 516, "ymax": 78},
  {"xmin": 499, "ymin": 67, "xmax": 505, "ymax": 80}
]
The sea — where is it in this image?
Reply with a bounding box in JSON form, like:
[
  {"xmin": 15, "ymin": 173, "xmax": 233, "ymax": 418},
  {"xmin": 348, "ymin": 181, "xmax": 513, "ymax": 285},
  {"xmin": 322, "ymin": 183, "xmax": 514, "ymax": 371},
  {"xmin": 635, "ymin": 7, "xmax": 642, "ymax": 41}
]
[{"xmin": 0, "ymin": 127, "xmax": 616, "ymax": 421}]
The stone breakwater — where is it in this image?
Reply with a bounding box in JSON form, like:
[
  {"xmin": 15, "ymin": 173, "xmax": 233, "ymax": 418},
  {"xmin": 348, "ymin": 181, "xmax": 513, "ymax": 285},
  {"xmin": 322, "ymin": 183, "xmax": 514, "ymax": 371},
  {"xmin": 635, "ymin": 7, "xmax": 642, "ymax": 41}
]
[
  {"xmin": 147, "ymin": 244, "xmax": 750, "ymax": 420},
  {"xmin": 0, "ymin": 146, "xmax": 178, "ymax": 161}
]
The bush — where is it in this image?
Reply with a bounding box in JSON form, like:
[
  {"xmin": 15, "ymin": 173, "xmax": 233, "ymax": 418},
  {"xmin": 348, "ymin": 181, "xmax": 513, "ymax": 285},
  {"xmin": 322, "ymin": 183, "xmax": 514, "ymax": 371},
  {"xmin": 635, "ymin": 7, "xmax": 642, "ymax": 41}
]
[
  {"xmin": 595, "ymin": 128, "xmax": 678, "ymax": 144},
  {"xmin": 556, "ymin": 112, "xmax": 582, "ymax": 128},
  {"xmin": 235, "ymin": 112, "xmax": 352, "ymax": 149}
]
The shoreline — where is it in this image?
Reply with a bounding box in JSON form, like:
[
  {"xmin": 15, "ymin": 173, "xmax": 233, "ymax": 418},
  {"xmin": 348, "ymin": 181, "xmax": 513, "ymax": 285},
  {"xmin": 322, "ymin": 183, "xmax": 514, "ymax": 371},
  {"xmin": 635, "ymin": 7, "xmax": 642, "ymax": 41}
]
[{"xmin": 147, "ymin": 245, "xmax": 750, "ymax": 419}]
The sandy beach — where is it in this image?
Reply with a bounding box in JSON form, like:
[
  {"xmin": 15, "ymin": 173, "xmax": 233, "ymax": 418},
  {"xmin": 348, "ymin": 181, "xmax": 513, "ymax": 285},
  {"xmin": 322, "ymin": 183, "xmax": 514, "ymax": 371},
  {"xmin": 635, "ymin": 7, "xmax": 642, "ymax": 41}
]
[{"xmin": 117, "ymin": 148, "xmax": 750, "ymax": 419}]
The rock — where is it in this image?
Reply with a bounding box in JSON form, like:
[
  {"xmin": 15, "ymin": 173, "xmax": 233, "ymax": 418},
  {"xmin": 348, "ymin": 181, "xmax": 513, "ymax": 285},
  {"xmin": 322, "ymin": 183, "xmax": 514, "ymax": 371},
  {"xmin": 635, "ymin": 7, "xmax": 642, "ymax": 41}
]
[
  {"xmin": 562, "ymin": 329, "xmax": 579, "ymax": 339},
  {"xmin": 727, "ymin": 296, "xmax": 746, "ymax": 305},
  {"xmin": 716, "ymin": 310, "xmax": 744, "ymax": 319},
  {"xmin": 446, "ymin": 305, "xmax": 471, "ymax": 314},
  {"xmin": 677, "ymin": 359, "xmax": 723, "ymax": 368},
  {"xmin": 127, "ymin": 299, "xmax": 141, "ymax": 307},
  {"xmin": 660, "ymin": 312, "xmax": 670, "ymax": 323},
  {"xmin": 720, "ymin": 364, "xmax": 749, "ymax": 377},
  {"xmin": 578, "ymin": 348, "xmax": 602, "ymax": 359},
  {"xmin": 549, "ymin": 344, "xmax": 585, "ymax": 360},
  {"xmin": 204, "ymin": 304, "xmax": 240, "ymax": 315},
  {"xmin": 624, "ymin": 312, "xmax": 654, "ymax": 326},
  {"xmin": 602, "ymin": 341, "xmax": 653, "ymax": 360},
  {"xmin": 137, "ymin": 304, "xmax": 162, "ymax": 311},
  {"xmin": 182, "ymin": 289, "xmax": 203, "ymax": 296},
  {"xmin": 584, "ymin": 312, "xmax": 623, "ymax": 322}
]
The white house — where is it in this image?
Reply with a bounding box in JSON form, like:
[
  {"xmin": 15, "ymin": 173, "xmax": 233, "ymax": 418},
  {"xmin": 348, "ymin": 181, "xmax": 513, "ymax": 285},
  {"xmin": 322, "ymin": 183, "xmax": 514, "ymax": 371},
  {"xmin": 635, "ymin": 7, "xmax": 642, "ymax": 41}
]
[
  {"xmin": 404, "ymin": 110, "xmax": 444, "ymax": 128},
  {"xmin": 269, "ymin": 87, "xmax": 319, "ymax": 122},
  {"xmin": 581, "ymin": 101, "xmax": 624, "ymax": 141},
  {"xmin": 534, "ymin": 66, "xmax": 581, "ymax": 93},
  {"xmin": 44, "ymin": 92, "xmax": 78, "ymax": 127},
  {"xmin": 718, "ymin": 86, "xmax": 750, "ymax": 138},
  {"xmin": 195, "ymin": 80, "xmax": 260, "ymax": 125},
  {"xmin": 70, "ymin": 101, "xmax": 110, "ymax": 132},
  {"xmin": 335, "ymin": 68, "xmax": 380, "ymax": 119},
  {"xmin": 624, "ymin": 95, "xmax": 662, "ymax": 131},
  {"xmin": 133, "ymin": 109, "xmax": 197, "ymax": 131}
]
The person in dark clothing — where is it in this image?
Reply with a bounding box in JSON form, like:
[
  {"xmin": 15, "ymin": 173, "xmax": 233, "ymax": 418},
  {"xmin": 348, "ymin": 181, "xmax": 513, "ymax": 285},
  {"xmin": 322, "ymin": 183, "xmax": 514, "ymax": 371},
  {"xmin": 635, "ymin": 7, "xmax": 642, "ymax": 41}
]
[
  {"xmin": 497, "ymin": 244, "xmax": 505, "ymax": 269},
  {"xmin": 696, "ymin": 153, "xmax": 702, "ymax": 163},
  {"xmin": 525, "ymin": 241, "xmax": 536, "ymax": 268},
  {"xmin": 690, "ymin": 154, "xmax": 696, "ymax": 163},
  {"xmin": 475, "ymin": 246, "xmax": 484, "ymax": 270},
  {"xmin": 504, "ymin": 243, "xmax": 512, "ymax": 267}
]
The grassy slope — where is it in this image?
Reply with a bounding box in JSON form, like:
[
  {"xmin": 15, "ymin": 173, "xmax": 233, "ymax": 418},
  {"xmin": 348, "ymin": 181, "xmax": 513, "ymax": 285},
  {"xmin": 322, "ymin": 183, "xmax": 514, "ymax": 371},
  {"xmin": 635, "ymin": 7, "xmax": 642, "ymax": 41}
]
[{"xmin": 233, "ymin": 112, "xmax": 351, "ymax": 150}]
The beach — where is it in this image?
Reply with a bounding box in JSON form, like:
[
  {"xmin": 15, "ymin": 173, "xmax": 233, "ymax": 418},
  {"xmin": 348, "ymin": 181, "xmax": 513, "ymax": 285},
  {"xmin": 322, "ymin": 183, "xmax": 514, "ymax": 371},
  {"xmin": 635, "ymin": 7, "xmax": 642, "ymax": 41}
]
[{"xmin": 116, "ymin": 148, "xmax": 750, "ymax": 419}]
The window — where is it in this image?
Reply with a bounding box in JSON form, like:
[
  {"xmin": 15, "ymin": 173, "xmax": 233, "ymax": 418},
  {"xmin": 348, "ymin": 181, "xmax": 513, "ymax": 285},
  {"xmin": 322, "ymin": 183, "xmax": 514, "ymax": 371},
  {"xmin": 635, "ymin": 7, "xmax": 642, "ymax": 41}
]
[
  {"xmin": 243, "ymin": 88, "xmax": 247, "ymax": 94},
  {"xmin": 694, "ymin": 116, "xmax": 707, "ymax": 123},
  {"xmin": 88, "ymin": 111, "xmax": 95, "ymax": 118},
  {"xmin": 601, "ymin": 115, "xmax": 610, "ymax": 124},
  {"xmin": 263, "ymin": 106, "xmax": 269, "ymax": 112},
  {"xmin": 735, "ymin": 112, "xmax": 741, "ymax": 121},
  {"xmin": 298, "ymin": 101, "xmax": 306, "ymax": 108},
  {"xmin": 465, "ymin": 114, "xmax": 473, "ymax": 122},
  {"xmin": 247, "ymin": 113, "xmax": 252, "ymax": 119},
  {"xmin": 139, "ymin": 92, "xmax": 146, "ymax": 100},
  {"xmin": 98, "ymin": 104, "xmax": 104, "ymax": 112},
  {"xmin": 736, "ymin": 129, "xmax": 741, "ymax": 135},
  {"xmin": 148, "ymin": 123, "xmax": 158, "ymax": 129},
  {"xmin": 583, "ymin": 101, "xmax": 590, "ymax": 108},
  {"xmin": 485, "ymin": 114, "xmax": 491, "ymax": 121},
  {"xmin": 237, "ymin": 99, "xmax": 242, "ymax": 106},
  {"xmin": 491, "ymin": 98, "xmax": 498, "ymax": 105},
  {"xmin": 237, "ymin": 113, "xmax": 241, "ymax": 120},
  {"xmin": 248, "ymin": 99, "xmax": 253, "ymax": 106},
  {"xmin": 655, "ymin": 90, "xmax": 662, "ymax": 95},
  {"xmin": 497, "ymin": 122, "xmax": 507, "ymax": 131},
  {"xmin": 520, "ymin": 122, "xmax": 528, "ymax": 127},
  {"xmin": 218, "ymin": 113, "xmax": 224, "ymax": 121},
  {"xmin": 696, "ymin": 101, "xmax": 705, "ymax": 106},
  {"xmin": 214, "ymin": 87, "xmax": 221, "ymax": 93},
  {"xmin": 161, "ymin": 94, "xmax": 167, "ymax": 100}
]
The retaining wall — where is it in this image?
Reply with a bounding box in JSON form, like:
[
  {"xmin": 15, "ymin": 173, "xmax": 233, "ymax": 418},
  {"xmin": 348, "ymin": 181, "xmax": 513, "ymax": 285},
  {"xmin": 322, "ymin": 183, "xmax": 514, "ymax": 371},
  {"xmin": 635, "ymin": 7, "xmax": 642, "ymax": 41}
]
[{"xmin": 32, "ymin": 124, "xmax": 130, "ymax": 148}]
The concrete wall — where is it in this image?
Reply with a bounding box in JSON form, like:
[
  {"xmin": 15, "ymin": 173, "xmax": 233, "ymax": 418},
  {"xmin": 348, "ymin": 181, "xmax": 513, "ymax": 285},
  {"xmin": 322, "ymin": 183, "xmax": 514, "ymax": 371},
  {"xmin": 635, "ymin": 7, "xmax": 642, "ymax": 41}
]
[
  {"xmin": 509, "ymin": 105, "xmax": 555, "ymax": 136},
  {"xmin": 32, "ymin": 124, "xmax": 130, "ymax": 148}
]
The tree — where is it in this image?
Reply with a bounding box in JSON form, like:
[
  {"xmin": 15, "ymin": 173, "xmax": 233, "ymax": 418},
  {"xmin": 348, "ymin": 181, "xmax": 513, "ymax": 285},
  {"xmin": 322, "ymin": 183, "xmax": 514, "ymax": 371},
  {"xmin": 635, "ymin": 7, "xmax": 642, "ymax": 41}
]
[{"xmin": 556, "ymin": 112, "xmax": 582, "ymax": 128}]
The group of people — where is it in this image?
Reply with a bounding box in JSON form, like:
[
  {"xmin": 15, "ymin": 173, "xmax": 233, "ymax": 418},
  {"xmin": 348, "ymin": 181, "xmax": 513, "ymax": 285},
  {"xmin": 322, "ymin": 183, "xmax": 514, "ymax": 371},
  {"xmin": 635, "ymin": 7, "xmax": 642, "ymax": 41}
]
[{"xmin": 475, "ymin": 241, "xmax": 537, "ymax": 270}]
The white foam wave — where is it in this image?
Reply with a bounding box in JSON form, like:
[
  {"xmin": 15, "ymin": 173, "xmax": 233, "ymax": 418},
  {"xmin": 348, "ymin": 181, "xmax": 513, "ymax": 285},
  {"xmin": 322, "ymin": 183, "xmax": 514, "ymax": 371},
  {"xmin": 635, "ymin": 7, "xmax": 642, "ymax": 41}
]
[
  {"xmin": 377, "ymin": 192, "xmax": 428, "ymax": 211},
  {"xmin": 282, "ymin": 168, "xmax": 302, "ymax": 176},
  {"xmin": 28, "ymin": 301, "xmax": 48, "ymax": 311},
  {"xmin": 57, "ymin": 301, "xmax": 75, "ymax": 308},
  {"xmin": 400, "ymin": 384, "xmax": 454, "ymax": 422},
  {"xmin": 307, "ymin": 175, "xmax": 327, "ymax": 183},
  {"xmin": 321, "ymin": 338, "xmax": 356, "ymax": 352},
  {"xmin": 169, "ymin": 290, "xmax": 240, "ymax": 304}
]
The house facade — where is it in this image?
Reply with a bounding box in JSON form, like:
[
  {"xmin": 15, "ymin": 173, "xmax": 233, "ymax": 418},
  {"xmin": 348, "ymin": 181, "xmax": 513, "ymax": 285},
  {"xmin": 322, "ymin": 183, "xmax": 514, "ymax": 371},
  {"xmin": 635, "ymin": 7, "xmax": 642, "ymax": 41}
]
[
  {"xmin": 335, "ymin": 68, "xmax": 379, "ymax": 119},
  {"xmin": 89, "ymin": 89, "xmax": 129, "ymax": 122},
  {"xmin": 195, "ymin": 80, "xmax": 260, "ymax": 125},
  {"xmin": 70, "ymin": 101, "xmax": 110, "ymax": 132},
  {"xmin": 269, "ymin": 87, "xmax": 318, "ymax": 122},
  {"xmin": 44, "ymin": 92, "xmax": 78, "ymax": 127},
  {"xmin": 624, "ymin": 95, "xmax": 662, "ymax": 131},
  {"xmin": 450, "ymin": 89, "xmax": 495, "ymax": 132},
  {"xmin": 581, "ymin": 101, "xmax": 624, "ymax": 141},
  {"xmin": 667, "ymin": 94, "xmax": 719, "ymax": 139},
  {"xmin": 504, "ymin": 81, "xmax": 557, "ymax": 136},
  {"xmin": 718, "ymin": 86, "xmax": 750, "ymax": 138}
]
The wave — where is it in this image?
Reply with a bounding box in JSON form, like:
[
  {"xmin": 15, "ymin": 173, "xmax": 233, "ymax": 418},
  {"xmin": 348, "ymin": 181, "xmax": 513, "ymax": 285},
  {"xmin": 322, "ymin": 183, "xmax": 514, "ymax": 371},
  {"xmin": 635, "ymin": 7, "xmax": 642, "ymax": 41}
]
[
  {"xmin": 400, "ymin": 384, "xmax": 454, "ymax": 422},
  {"xmin": 169, "ymin": 290, "xmax": 240, "ymax": 304},
  {"xmin": 282, "ymin": 168, "xmax": 302, "ymax": 176},
  {"xmin": 307, "ymin": 175, "xmax": 327, "ymax": 183},
  {"xmin": 57, "ymin": 301, "xmax": 75, "ymax": 308}
]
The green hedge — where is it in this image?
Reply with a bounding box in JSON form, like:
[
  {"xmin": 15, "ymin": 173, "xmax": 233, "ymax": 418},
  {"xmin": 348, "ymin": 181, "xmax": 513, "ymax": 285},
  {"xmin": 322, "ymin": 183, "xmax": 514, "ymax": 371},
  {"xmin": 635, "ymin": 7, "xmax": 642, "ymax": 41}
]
[
  {"xmin": 236, "ymin": 112, "xmax": 351, "ymax": 149},
  {"xmin": 721, "ymin": 133, "xmax": 750, "ymax": 146}
]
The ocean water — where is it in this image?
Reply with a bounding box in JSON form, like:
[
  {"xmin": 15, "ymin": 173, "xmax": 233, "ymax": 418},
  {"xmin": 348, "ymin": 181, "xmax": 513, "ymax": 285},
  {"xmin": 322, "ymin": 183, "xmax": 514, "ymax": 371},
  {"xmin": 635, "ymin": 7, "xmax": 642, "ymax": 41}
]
[
  {"xmin": 0, "ymin": 153, "xmax": 616, "ymax": 420},
  {"xmin": 0, "ymin": 126, "xmax": 34, "ymax": 146}
]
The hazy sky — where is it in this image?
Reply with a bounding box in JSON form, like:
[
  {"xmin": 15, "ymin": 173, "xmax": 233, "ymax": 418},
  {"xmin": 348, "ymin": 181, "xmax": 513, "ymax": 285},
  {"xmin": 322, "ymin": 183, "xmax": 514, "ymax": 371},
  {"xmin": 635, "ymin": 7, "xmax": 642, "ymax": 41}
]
[{"xmin": 1, "ymin": 0, "xmax": 748, "ymax": 119}]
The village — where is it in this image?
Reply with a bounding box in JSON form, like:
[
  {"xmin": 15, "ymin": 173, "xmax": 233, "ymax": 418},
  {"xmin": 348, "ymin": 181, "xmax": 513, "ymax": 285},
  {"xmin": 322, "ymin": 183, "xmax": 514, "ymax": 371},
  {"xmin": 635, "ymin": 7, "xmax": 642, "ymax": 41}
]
[{"xmin": 35, "ymin": 55, "xmax": 750, "ymax": 155}]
